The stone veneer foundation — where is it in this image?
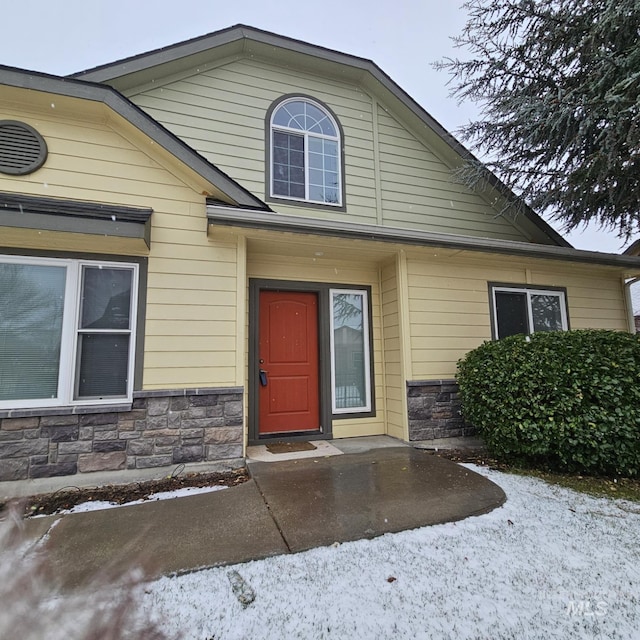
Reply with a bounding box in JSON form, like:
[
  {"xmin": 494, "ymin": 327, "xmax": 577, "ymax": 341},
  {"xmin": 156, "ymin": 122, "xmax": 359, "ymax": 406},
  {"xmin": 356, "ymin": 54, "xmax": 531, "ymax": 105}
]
[
  {"xmin": 407, "ymin": 380, "xmax": 476, "ymax": 441},
  {"xmin": 0, "ymin": 387, "xmax": 243, "ymax": 482}
]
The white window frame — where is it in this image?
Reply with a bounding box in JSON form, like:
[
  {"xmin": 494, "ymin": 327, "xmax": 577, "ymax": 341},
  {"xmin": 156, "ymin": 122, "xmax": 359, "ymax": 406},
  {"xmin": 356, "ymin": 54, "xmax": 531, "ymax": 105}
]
[
  {"xmin": 491, "ymin": 286, "xmax": 568, "ymax": 339},
  {"xmin": 329, "ymin": 288, "xmax": 372, "ymax": 414},
  {"xmin": 270, "ymin": 97, "xmax": 342, "ymax": 206},
  {"xmin": 0, "ymin": 255, "xmax": 138, "ymax": 410}
]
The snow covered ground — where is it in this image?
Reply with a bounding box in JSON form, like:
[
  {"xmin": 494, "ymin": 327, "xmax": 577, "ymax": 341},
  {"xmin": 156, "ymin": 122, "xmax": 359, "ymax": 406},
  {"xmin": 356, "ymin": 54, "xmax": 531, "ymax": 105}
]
[{"xmin": 140, "ymin": 464, "xmax": 640, "ymax": 640}]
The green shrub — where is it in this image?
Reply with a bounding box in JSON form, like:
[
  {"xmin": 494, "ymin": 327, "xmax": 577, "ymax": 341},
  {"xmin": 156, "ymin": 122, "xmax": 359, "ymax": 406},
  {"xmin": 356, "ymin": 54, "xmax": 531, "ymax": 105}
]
[{"xmin": 456, "ymin": 329, "xmax": 640, "ymax": 477}]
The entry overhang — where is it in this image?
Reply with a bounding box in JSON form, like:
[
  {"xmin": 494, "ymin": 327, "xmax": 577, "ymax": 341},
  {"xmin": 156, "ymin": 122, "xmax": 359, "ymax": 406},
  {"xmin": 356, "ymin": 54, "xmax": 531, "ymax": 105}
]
[{"xmin": 207, "ymin": 204, "xmax": 640, "ymax": 273}]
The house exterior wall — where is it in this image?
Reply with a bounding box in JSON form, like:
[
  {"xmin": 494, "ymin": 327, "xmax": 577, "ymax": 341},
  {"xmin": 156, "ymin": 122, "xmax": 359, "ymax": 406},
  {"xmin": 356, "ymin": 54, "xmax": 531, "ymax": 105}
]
[
  {"xmin": 0, "ymin": 102, "xmax": 247, "ymax": 487},
  {"xmin": 0, "ymin": 104, "xmax": 243, "ymax": 390},
  {"xmin": 0, "ymin": 104, "xmax": 199, "ymax": 210},
  {"xmin": 406, "ymin": 250, "xmax": 628, "ymax": 380},
  {"xmin": 129, "ymin": 57, "xmax": 536, "ymax": 242},
  {"xmin": 239, "ymin": 236, "xmax": 630, "ymax": 443},
  {"xmin": 403, "ymin": 249, "xmax": 628, "ymax": 440}
]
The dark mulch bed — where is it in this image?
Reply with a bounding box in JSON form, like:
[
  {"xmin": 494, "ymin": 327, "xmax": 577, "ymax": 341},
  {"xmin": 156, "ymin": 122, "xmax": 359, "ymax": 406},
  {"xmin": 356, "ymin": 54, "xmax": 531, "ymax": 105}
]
[
  {"xmin": 2, "ymin": 468, "xmax": 249, "ymax": 518},
  {"xmin": 423, "ymin": 448, "xmax": 508, "ymax": 470}
]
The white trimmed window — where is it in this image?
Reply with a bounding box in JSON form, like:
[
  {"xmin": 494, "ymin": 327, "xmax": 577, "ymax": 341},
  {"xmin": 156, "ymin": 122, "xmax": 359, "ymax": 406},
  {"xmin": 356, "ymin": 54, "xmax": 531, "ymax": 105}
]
[
  {"xmin": 330, "ymin": 289, "xmax": 371, "ymax": 413},
  {"xmin": 270, "ymin": 98, "xmax": 342, "ymax": 205},
  {"xmin": 491, "ymin": 285, "xmax": 568, "ymax": 339},
  {"xmin": 0, "ymin": 255, "xmax": 138, "ymax": 409}
]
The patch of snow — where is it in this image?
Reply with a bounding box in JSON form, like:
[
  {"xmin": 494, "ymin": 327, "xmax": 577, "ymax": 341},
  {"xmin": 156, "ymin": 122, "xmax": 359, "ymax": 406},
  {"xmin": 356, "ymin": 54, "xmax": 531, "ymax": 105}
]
[
  {"xmin": 39, "ymin": 485, "xmax": 227, "ymax": 516},
  {"xmin": 129, "ymin": 485, "xmax": 227, "ymax": 505},
  {"xmin": 140, "ymin": 465, "xmax": 640, "ymax": 639},
  {"xmin": 61, "ymin": 500, "xmax": 116, "ymax": 514}
]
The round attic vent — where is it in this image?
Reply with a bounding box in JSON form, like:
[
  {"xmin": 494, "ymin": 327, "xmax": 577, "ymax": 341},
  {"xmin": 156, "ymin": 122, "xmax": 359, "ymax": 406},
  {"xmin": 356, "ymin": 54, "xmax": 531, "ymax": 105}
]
[{"xmin": 0, "ymin": 120, "xmax": 48, "ymax": 175}]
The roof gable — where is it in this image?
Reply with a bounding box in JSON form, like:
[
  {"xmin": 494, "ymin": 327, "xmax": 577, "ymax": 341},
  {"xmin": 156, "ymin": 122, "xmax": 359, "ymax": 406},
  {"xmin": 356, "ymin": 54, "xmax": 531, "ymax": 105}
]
[{"xmin": 72, "ymin": 24, "xmax": 569, "ymax": 248}]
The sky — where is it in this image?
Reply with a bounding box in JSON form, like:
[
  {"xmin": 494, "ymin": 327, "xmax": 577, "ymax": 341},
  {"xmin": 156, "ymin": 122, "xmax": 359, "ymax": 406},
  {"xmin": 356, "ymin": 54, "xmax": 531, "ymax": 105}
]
[{"xmin": 0, "ymin": 0, "xmax": 629, "ymax": 253}]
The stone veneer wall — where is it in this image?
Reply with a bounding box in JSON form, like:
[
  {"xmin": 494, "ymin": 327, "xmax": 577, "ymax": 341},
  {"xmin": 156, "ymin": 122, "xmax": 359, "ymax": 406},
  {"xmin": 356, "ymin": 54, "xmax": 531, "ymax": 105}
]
[
  {"xmin": 0, "ymin": 388, "xmax": 243, "ymax": 482},
  {"xmin": 407, "ymin": 380, "xmax": 476, "ymax": 441}
]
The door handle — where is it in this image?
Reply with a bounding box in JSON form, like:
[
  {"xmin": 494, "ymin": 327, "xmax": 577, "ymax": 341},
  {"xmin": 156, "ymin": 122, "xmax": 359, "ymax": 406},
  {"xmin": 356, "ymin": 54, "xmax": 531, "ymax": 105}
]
[{"xmin": 259, "ymin": 369, "xmax": 268, "ymax": 386}]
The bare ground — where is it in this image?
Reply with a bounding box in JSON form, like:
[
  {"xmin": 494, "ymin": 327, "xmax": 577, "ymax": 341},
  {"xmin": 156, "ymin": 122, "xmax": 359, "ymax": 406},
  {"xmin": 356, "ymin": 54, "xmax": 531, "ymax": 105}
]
[{"xmin": 2, "ymin": 468, "xmax": 249, "ymax": 518}]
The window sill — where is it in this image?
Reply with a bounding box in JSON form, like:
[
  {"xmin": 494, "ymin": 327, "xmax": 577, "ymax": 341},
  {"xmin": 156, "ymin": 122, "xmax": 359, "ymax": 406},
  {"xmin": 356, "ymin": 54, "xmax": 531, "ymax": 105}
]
[
  {"xmin": 0, "ymin": 403, "xmax": 133, "ymax": 420},
  {"xmin": 332, "ymin": 409, "xmax": 376, "ymax": 420},
  {"xmin": 265, "ymin": 195, "xmax": 346, "ymax": 213}
]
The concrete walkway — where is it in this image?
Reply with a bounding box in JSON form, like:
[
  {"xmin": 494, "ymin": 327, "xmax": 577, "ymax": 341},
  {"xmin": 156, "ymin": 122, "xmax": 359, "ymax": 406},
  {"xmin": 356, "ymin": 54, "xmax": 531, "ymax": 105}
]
[{"xmin": 20, "ymin": 441, "xmax": 505, "ymax": 589}]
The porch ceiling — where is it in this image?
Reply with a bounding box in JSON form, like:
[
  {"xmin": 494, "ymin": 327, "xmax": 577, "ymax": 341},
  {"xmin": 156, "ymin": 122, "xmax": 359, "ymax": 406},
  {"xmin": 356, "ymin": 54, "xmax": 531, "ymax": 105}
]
[
  {"xmin": 213, "ymin": 224, "xmax": 462, "ymax": 265},
  {"xmin": 247, "ymin": 235, "xmax": 395, "ymax": 264}
]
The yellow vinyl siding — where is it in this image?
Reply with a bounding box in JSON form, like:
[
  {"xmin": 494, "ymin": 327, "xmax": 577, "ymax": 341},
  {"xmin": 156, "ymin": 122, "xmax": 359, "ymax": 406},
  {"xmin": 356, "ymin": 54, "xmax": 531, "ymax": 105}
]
[
  {"xmin": 246, "ymin": 253, "xmax": 386, "ymax": 438},
  {"xmin": 376, "ymin": 106, "xmax": 528, "ymax": 240},
  {"xmin": 0, "ymin": 103, "xmax": 242, "ymax": 391},
  {"xmin": 144, "ymin": 233, "xmax": 240, "ymax": 388},
  {"xmin": 381, "ymin": 259, "xmax": 406, "ymax": 440},
  {"xmin": 406, "ymin": 250, "xmax": 629, "ymax": 380},
  {"xmin": 0, "ymin": 111, "xmax": 198, "ymax": 207}
]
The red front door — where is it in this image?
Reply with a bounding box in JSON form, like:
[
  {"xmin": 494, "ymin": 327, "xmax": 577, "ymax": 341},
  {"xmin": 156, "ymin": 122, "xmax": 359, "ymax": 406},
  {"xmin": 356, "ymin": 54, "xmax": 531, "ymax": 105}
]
[{"xmin": 258, "ymin": 291, "xmax": 320, "ymax": 435}]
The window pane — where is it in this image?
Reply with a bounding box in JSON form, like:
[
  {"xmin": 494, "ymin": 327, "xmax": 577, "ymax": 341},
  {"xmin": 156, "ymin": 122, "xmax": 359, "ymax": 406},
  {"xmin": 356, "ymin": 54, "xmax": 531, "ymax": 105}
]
[
  {"xmin": 80, "ymin": 267, "xmax": 132, "ymax": 329},
  {"xmin": 309, "ymin": 185, "xmax": 325, "ymax": 202},
  {"xmin": 272, "ymin": 131, "xmax": 305, "ymax": 198},
  {"xmin": 309, "ymin": 168, "xmax": 324, "ymax": 186},
  {"xmin": 289, "ymin": 135, "xmax": 304, "ymax": 152},
  {"xmin": 324, "ymin": 154, "xmax": 338, "ymax": 172},
  {"xmin": 306, "ymin": 135, "xmax": 340, "ymax": 203},
  {"xmin": 495, "ymin": 291, "xmax": 528, "ymax": 338},
  {"xmin": 273, "ymin": 163, "xmax": 288, "ymax": 180},
  {"xmin": 273, "ymin": 179, "xmax": 289, "ymax": 196},
  {"xmin": 76, "ymin": 334, "xmax": 129, "ymax": 398},
  {"xmin": 0, "ymin": 262, "xmax": 66, "ymax": 401},
  {"xmin": 531, "ymin": 294, "xmax": 564, "ymax": 332},
  {"xmin": 304, "ymin": 103, "xmax": 334, "ymax": 135},
  {"xmin": 274, "ymin": 101, "xmax": 336, "ymax": 137},
  {"xmin": 308, "ymin": 151, "xmax": 324, "ymax": 169},
  {"xmin": 273, "ymin": 146, "xmax": 288, "ymax": 164},
  {"xmin": 319, "ymin": 119, "xmax": 337, "ymax": 136},
  {"xmin": 323, "ymin": 187, "xmax": 339, "ymax": 204},
  {"xmin": 290, "ymin": 150, "xmax": 304, "ymax": 168},
  {"xmin": 332, "ymin": 292, "xmax": 368, "ymax": 410},
  {"xmin": 274, "ymin": 131, "xmax": 302, "ymax": 155},
  {"xmin": 325, "ymin": 170, "xmax": 339, "ymax": 188},
  {"xmin": 308, "ymin": 137, "xmax": 323, "ymax": 153},
  {"xmin": 273, "ymin": 101, "xmax": 306, "ymax": 129},
  {"xmin": 289, "ymin": 169, "xmax": 305, "ymax": 196},
  {"xmin": 323, "ymin": 139, "xmax": 338, "ymax": 156}
]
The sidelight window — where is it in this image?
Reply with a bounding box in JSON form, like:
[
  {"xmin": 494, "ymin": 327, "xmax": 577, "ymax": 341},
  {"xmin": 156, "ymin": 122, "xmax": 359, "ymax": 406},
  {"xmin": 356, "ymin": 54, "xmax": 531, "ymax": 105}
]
[{"xmin": 330, "ymin": 289, "xmax": 371, "ymax": 413}]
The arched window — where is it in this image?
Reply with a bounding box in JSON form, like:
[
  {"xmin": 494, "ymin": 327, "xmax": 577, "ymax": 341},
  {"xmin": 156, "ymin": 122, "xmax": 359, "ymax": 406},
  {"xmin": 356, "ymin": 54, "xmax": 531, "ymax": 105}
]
[{"xmin": 269, "ymin": 97, "xmax": 342, "ymax": 206}]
